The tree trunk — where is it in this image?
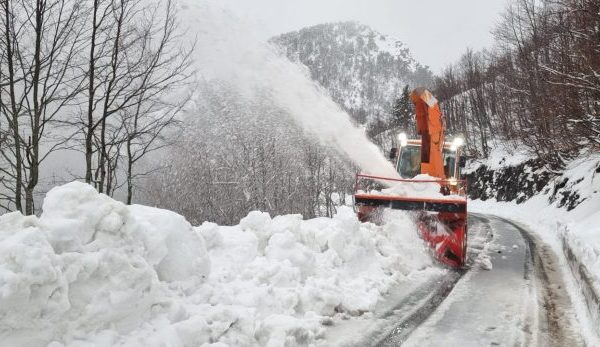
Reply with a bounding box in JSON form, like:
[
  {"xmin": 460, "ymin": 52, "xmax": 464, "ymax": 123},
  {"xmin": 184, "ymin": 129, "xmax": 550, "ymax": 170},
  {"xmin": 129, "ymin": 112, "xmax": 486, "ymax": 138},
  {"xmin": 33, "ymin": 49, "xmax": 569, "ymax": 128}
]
[
  {"xmin": 25, "ymin": 2, "xmax": 44, "ymax": 215},
  {"xmin": 2, "ymin": 0, "xmax": 23, "ymax": 212},
  {"xmin": 85, "ymin": 0, "xmax": 99, "ymax": 184}
]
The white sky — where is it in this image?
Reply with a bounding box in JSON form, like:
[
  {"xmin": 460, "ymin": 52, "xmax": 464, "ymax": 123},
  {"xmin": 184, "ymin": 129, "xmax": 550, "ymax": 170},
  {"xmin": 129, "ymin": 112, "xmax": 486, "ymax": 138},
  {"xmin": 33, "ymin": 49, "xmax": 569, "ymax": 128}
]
[{"xmin": 219, "ymin": 0, "xmax": 508, "ymax": 74}]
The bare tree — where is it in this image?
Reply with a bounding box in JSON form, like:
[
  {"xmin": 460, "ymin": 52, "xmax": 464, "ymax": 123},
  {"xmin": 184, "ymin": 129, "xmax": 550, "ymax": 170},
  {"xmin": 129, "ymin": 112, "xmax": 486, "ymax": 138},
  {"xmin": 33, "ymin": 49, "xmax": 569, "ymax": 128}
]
[
  {"xmin": 433, "ymin": 0, "xmax": 599, "ymax": 164},
  {"xmin": 0, "ymin": 0, "xmax": 86, "ymax": 214},
  {"xmin": 0, "ymin": 0, "xmax": 24, "ymax": 212},
  {"xmin": 81, "ymin": 0, "xmax": 192, "ymax": 199},
  {"xmin": 120, "ymin": 0, "xmax": 193, "ymax": 204}
]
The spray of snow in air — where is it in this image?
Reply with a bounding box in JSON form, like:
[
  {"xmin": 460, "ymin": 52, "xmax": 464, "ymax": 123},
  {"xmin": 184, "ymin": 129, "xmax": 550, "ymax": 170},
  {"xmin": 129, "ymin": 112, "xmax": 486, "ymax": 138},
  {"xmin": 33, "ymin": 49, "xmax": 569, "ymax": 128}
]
[{"xmin": 177, "ymin": 0, "xmax": 400, "ymax": 178}]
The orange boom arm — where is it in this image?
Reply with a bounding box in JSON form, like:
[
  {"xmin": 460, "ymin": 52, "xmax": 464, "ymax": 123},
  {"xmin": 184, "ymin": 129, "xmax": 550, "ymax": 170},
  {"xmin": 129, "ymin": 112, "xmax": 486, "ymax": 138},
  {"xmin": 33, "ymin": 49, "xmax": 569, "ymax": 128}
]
[{"xmin": 410, "ymin": 88, "xmax": 445, "ymax": 179}]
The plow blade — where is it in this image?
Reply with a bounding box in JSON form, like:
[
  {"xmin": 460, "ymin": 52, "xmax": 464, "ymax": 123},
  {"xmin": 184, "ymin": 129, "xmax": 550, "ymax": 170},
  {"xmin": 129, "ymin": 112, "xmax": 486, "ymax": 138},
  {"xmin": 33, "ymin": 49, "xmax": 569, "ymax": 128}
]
[
  {"xmin": 354, "ymin": 195, "xmax": 466, "ymax": 214},
  {"xmin": 354, "ymin": 174, "xmax": 468, "ymax": 268}
]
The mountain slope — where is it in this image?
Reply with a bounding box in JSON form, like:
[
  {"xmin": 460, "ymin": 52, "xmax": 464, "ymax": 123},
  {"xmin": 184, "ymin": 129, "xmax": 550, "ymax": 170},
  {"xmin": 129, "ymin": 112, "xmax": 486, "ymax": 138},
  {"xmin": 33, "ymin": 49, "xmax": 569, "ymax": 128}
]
[{"xmin": 270, "ymin": 21, "xmax": 433, "ymax": 124}]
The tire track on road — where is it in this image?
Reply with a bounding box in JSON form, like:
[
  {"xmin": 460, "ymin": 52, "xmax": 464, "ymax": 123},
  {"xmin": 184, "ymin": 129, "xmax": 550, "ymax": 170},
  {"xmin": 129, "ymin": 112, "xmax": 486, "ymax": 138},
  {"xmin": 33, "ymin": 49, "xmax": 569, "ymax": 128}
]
[{"xmin": 497, "ymin": 217, "xmax": 584, "ymax": 347}]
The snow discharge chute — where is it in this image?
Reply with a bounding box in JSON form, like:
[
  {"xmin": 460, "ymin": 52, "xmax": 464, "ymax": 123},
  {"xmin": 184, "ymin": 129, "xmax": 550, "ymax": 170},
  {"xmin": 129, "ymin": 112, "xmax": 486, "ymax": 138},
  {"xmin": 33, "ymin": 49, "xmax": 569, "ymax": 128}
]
[
  {"xmin": 353, "ymin": 88, "xmax": 468, "ymax": 268},
  {"xmin": 412, "ymin": 87, "xmax": 445, "ymax": 179}
]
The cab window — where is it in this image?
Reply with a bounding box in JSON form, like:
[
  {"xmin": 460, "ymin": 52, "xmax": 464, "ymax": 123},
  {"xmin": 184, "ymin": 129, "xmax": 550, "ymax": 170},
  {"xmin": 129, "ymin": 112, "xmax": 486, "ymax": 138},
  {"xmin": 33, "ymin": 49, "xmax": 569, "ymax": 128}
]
[
  {"xmin": 443, "ymin": 149, "xmax": 456, "ymax": 179},
  {"xmin": 397, "ymin": 145, "xmax": 421, "ymax": 178}
]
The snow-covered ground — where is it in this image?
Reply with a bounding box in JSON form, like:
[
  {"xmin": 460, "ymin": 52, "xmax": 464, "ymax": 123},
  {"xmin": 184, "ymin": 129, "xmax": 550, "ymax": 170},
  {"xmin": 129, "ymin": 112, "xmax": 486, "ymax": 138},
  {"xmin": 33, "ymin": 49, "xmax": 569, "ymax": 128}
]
[
  {"xmin": 468, "ymin": 151, "xmax": 600, "ymax": 341},
  {"xmin": 0, "ymin": 182, "xmax": 439, "ymax": 346}
]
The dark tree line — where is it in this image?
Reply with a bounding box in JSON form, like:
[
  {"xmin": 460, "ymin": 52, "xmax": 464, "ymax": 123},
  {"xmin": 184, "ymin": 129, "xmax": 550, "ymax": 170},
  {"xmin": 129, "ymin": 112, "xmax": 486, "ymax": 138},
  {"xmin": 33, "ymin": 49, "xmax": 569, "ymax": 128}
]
[
  {"xmin": 434, "ymin": 0, "xmax": 599, "ymax": 166},
  {"xmin": 0, "ymin": 0, "xmax": 192, "ymax": 214}
]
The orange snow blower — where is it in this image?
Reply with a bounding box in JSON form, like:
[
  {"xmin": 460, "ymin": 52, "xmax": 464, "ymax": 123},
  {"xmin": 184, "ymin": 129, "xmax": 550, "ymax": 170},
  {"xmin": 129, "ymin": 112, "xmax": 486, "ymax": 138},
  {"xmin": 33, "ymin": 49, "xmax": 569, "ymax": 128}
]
[{"xmin": 353, "ymin": 88, "xmax": 468, "ymax": 267}]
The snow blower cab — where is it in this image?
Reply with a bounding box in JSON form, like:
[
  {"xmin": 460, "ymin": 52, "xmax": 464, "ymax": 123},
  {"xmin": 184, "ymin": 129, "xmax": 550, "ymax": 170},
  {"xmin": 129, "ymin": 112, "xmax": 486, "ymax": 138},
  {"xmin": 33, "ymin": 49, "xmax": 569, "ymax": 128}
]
[
  {"xmin": 353, "ymin": 88, "xmax": 468, "ymax": 268},
  {"xmin": 395, "ymin": 135, "xmax": 466, "ymax": 189}
]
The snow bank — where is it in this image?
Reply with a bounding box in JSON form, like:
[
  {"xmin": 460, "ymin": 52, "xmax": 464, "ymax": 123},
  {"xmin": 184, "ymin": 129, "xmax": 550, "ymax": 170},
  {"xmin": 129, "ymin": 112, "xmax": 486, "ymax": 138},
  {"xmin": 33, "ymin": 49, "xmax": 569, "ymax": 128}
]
[
  {"xmin": 0, "ymin": 182, "xmax": 434, "ymax": 346},
  {"xmin": 0, "ymin": 182, "xmax": 210, "ymax": 346},
  {"xmin": 546, "ymin": 155, "xmax": 600, "ymax": 282}
]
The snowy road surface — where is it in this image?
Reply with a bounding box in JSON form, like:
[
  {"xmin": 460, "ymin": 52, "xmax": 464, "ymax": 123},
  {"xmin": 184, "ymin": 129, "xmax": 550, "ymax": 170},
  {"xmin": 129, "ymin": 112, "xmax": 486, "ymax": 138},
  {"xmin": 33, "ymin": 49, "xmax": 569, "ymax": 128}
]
[{"xmin": 367, "ymin": 213, "xmax": 586, "ymax": 346}]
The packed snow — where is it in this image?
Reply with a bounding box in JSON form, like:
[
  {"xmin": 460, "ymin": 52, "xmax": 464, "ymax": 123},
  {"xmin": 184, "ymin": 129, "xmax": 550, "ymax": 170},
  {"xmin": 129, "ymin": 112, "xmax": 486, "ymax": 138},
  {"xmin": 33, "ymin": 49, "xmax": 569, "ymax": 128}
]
[
  {"xmin": 0, "ymin": 182, "xmax": 436, "ymax": 346},
  {"xmin": 357, "ymin": 174, "xmax": 466, "ymax": 201}
]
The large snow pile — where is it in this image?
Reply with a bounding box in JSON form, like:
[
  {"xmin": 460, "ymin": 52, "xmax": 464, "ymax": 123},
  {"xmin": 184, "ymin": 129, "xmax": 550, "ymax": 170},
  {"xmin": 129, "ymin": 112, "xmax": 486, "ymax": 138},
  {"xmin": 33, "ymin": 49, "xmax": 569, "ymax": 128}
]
[
  {"xmin": 554, "ymin": 155, "xmax": 600, "ymax": 279},
  {"xmin": 0, "ymin": 182, "xmax": 434, "ymax": 346}
]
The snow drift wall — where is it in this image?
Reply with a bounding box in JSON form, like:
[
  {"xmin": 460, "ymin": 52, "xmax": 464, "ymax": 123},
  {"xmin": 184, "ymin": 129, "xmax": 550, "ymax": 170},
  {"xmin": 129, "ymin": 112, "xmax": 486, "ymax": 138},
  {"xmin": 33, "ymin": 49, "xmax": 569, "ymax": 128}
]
[{"xmin": 0, "ymin": 182, "xmax": 435, "ymax": 346}]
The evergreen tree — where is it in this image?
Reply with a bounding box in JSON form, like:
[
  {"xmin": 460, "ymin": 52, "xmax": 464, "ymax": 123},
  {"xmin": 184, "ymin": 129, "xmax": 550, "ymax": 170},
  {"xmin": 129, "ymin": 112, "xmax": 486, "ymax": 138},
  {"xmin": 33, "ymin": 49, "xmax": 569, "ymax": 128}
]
[{"xmin": 391, "ymin": 85, "xmax": 414, "ymax": 135}]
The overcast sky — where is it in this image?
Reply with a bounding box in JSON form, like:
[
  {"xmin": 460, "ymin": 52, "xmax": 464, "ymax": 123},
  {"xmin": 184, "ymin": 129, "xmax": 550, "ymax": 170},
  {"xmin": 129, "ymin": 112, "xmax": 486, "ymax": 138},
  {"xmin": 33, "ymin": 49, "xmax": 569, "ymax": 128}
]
[{"xmin": 219, "ymin": 0, "xmax": 508, "ymax": 74}]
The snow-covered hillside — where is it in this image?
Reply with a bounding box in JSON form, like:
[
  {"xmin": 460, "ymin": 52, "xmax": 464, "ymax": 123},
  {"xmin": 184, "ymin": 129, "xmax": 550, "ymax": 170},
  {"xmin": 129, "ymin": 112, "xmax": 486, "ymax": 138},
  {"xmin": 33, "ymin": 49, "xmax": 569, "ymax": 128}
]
[
  {"xmin": 0, "ymin": 182, "xmax": 438, "ymax": 346},
  {"xmin": 271, "ymin": 22, "xmax": 433, "ymax": 125}
]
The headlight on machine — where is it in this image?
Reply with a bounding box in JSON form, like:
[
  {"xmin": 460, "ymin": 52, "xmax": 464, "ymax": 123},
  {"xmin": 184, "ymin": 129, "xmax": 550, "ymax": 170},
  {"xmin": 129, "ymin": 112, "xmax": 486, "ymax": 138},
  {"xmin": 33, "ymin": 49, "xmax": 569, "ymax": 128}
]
[
  {"xmin": 398, "ymin": 132, "xmax": 408, "ymax": 147},
  {"xmin": 451, "ymin": 137, "xmax": 464, "ymax": 151}
]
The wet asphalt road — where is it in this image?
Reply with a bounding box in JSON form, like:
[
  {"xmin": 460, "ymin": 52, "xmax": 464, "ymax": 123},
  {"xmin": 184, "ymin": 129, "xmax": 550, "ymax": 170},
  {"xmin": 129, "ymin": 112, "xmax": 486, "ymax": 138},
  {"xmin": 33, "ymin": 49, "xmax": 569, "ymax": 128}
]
[{"xmin": 375, "ymin": 214, "xmax": 583, "ymax": 347}]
